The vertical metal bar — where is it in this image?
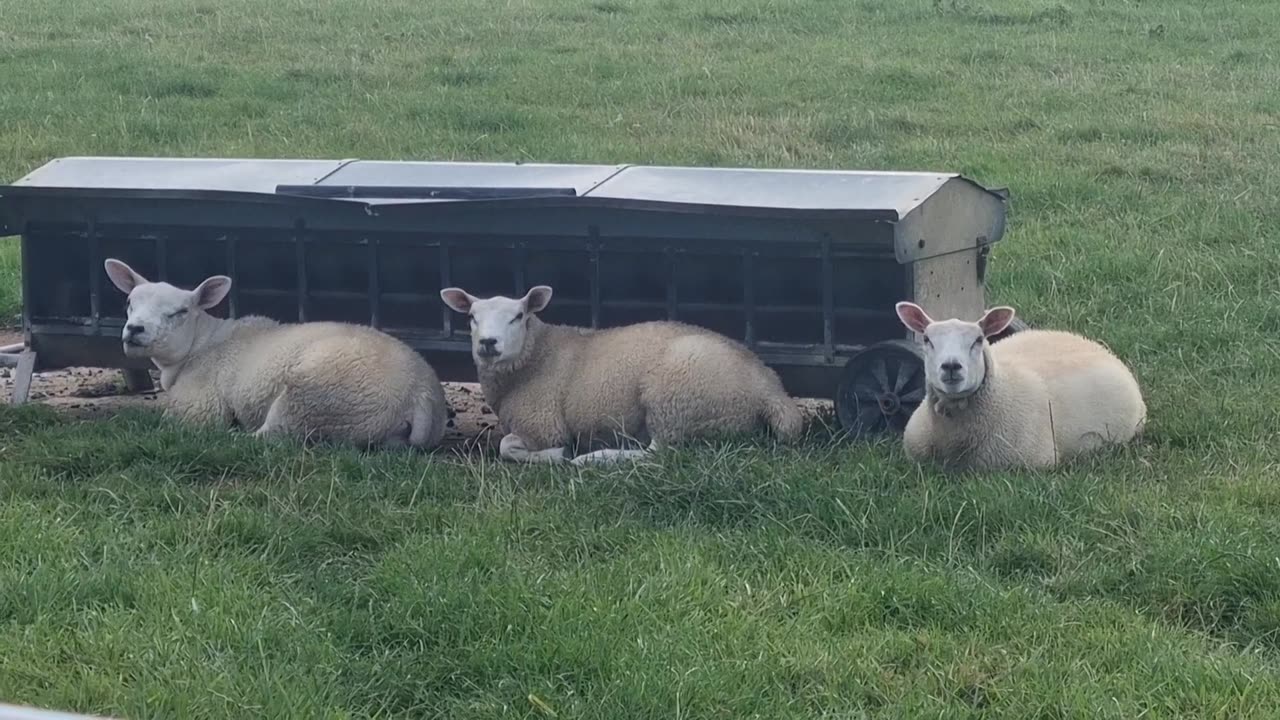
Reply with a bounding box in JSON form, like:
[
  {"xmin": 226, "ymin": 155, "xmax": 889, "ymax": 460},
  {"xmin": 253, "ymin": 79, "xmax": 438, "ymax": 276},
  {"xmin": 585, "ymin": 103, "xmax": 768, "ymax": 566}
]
[
  {"xmin": 821, "ymin": 238, "xmax": 834, "ymax": 362},
  {"xmin": 294, "ymin": 221, "xmax": 307, "ymax": 322},
  {"xmin": 226, "ymin": 234, "xmax": 239, "ymax": 318},
  {"xmin": 513, "ymin": 241, "xmax": 527, "ymax": 295},
  {"xmin": 588, "ymin": 226, "xmax": 601, "ymax": 329},
  {"xmin": 440, "ymin": 243, "xmax": 452, "ymax": 336},
  {"xmin": 367, "ymin": 237, "xmax": 381, "ymax": 329},
  {"xmin": 902, "ymin": 264, "xmax": 916, "ymax": 341},
  {"xmin": 665, "ymin": 247, "xmax": 677, "ymax": 321},
  {"xmin": 743, "ymin": 250, "xmax": 755, "ymax": 348},
  {"xmin": 155, "ymin": 235, "xmax": 168, "ymax": 281},
  {"xmin": 87, "ymin": 219, "xmax": 100, "ymax": 331},
  {"xmin": 20, "ymin": 226, "xmax": 33, "ymax": 344}
]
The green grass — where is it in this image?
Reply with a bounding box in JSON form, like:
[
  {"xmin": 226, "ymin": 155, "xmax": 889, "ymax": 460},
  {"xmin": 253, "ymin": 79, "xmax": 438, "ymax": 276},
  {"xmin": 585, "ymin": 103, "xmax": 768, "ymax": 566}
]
[
  {"xmin": 0, "ymin": 238, "xmax": 17, "ymax": 326},
  {"xmin": 3, "ymin": 0, "xmax": 1280, "ymax": 716}
]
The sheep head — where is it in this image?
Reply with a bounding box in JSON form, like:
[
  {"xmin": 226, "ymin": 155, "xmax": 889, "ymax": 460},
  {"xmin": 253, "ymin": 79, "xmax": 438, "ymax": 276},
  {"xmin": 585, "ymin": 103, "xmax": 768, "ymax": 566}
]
[
  {"xmin": 440, "ymin": 285, "xmax": 553, "ymax": 368},
  {"xmin": 103, "ymin": 258, "xmax": 231, "ymax": 364},
  {"xmin": 895, "ymin": 301, "xmax": 1015, "ymax": 402}
]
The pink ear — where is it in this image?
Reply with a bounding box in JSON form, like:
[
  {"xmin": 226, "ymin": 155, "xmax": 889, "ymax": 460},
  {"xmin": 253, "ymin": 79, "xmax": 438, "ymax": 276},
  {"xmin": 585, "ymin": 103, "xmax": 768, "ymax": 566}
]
[
  {"xmin": 978, "ymin": 306, "xmax": 1016, "ymax": 337},
  {"xmin": 440, "ymin": 288, "xmax": 475, "ymax": 314},
  {"xmin": 524, "ymin": 286, "xmax": 553, "ymax": 314},
  {"xmin": 193, "ymin": 275, "xmax": 232, "ymax": 309},
  {"xmin": 104, "ymin": 258, "xmax": 148, "ymax": 295},
  {"xmin": 895, "ymin": 301, "xmax": 932, "ymax": 334}
]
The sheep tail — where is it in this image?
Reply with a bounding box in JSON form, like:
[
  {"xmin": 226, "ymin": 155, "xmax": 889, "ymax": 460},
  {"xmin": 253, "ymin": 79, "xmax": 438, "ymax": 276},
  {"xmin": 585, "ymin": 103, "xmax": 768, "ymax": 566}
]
[{"xmin": 765, "ymin": 396, "xmax": 805, "ymax": 442}]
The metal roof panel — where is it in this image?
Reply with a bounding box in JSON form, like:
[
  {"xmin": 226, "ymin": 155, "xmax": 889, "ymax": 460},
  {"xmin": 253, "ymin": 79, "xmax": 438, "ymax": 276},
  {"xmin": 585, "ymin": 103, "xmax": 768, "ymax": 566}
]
[
  {"xmin": 10, "ymin": 157, "xmax": 349, "ymax": 194},
  {"xmin": 584, "ymin": 166, "xmax": 963, "ymax": 219},
  {"xmin": 317, "ymin": 160, "xmax": 626, "ymax": 197}
]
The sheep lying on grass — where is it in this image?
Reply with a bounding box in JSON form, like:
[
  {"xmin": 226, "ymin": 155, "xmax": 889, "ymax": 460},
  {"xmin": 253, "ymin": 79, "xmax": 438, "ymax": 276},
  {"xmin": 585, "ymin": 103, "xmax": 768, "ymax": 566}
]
[
  {"xmin": 440, "ymin": 285, "xmax": 804, "ymax": 465},
  {"xmin": 894, "ymin": 301, "xmax": 1146, "ymax": 471},
  {"xmin": 103, "ymin": 258, "xmax": 449, "ymax": 449}
]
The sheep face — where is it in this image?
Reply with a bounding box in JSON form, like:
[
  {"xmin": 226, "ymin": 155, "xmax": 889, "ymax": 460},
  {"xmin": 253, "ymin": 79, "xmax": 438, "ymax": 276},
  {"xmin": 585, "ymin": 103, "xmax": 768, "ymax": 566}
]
[
  {"xmin": 103, "ymin": 259, "xmax": 232, "ymax": 363},
  {"xmin": 440, "ymin": 285, "xmax": 553, "ymax": 367},
  {"xmin": 895, "ymin": 302, "xmax": 1015, "ymax": 400}
]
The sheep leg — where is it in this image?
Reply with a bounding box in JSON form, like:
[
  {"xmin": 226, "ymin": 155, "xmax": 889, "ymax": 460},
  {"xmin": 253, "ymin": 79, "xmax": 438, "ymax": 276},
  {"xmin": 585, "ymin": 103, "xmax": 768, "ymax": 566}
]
[
  {"xmin": 253, "ymin": 392, "xmax": 289, "ymax": 438},
  {"xmin": 499, "ymin": 433, "xmax": 569, "ymax": 464},
  {"xmin": 570, "ymin": 440, "xmax": 660, "ymax": 466}
]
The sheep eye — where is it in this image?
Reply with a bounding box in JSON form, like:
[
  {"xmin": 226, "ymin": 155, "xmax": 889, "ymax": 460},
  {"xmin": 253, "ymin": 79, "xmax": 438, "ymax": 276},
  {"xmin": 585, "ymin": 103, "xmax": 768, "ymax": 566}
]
[
  {"xmin": 512, "ymin": 312, "xmax": 524, "ymax": 323},
  {"xmin": 923, "ymin": 337, "xmax": 932, "ymax": 347},
  {"xmin": 167, "ymin": 308, "xmax": 188, "ymax": 318},
  {"xmin": 469, "ymin": 315, "xmax": 477, "ymax": 325}
]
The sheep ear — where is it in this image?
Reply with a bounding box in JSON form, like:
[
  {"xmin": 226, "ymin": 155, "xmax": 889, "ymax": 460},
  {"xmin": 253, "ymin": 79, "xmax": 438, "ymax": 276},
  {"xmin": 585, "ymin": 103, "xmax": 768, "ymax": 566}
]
[
  {"xmin": 440, "ymin": 288, "xmax": 476, "ymax": 314},
  {"xmin": 192, "ymin": 275, "xmax": 232, "ymax": 309},
  {"xmin": 104, "ymin": 258, "xmax": 148, "ymax": 295},
  {"xmin": 895, "ymin": 301, "xmax": 932, "ymax": 334},
  {"xmin": 523, "ymin": 285, "xmax": 553, "ymax": 314},
  {"xmin": 978, "ymin": 306, "xmax": 1015, "ymax": 337}
]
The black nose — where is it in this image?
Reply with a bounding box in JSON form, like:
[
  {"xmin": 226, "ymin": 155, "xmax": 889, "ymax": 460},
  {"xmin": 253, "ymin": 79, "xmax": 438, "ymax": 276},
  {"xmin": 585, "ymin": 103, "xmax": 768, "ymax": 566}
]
[
  {"xmin": 478, "ymin": 337, "xmax": 497, "ymax": 349},
  {"xmin": 941, "ymin": 361, "xmax": 962, "ymax": 373},
  {"xmin": 126, "ymin": 324, "xmax": 145, "ymax": 337}
]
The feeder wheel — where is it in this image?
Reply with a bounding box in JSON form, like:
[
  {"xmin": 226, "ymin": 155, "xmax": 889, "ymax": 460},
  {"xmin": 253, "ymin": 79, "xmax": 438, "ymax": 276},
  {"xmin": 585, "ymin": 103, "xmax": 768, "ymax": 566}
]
[{"xmin": 834, "ymin": 339, "xmax": 926, "ymax": 439}]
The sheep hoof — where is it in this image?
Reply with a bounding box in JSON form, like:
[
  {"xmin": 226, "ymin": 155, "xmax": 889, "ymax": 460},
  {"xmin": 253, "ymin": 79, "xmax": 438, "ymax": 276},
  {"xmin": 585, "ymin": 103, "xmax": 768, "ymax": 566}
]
[
  {"xmin": 499, "ymin": 433, "xmax": 569, "ymax": 464},
  {"xmin": 570, "ymin": 448, "xmax": 651, "ymax": 466}
]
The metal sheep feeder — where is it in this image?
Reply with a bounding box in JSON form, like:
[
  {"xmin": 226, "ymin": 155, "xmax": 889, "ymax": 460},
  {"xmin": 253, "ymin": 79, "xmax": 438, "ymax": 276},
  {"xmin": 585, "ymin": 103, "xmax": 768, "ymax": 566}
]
[{"xmin": 0, "ymin": 157, "xmax": 1016, "ymax": 437}]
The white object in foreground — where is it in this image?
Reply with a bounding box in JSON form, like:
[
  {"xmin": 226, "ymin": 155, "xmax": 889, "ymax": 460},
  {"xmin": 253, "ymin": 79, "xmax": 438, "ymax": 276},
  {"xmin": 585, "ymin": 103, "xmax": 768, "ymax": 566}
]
[{"xmin": 0, "ymin": 703, "xmax": 114, "ymax": 720}]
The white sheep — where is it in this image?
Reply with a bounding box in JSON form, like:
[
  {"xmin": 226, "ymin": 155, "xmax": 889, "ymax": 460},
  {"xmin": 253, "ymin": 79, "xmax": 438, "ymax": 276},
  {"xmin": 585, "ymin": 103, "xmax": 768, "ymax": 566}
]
[
  {"xmin": 103, "ymin": 258, "xmax": 449, "ymax": 449},
  {"xmin": 893, "ymin": 301, "xmax": 1146, "ymax": 471},
  {"xmin": 439, "ymin": 285, "xmax": 805, "ymax": 465}
]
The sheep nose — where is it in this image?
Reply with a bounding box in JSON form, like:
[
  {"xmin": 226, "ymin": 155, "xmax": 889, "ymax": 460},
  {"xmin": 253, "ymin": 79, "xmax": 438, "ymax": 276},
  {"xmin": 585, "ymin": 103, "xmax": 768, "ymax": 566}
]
[
  {"xmin": 125, "ymin": 324, "xmax": 145, "ymax": 337},
  {"xmin": 478, "ymin": 337, "xmax": 498, "ymax": 349},
  {"xmin": 941, "ymin": 361, "xmax": 962, "ymax": 374}
]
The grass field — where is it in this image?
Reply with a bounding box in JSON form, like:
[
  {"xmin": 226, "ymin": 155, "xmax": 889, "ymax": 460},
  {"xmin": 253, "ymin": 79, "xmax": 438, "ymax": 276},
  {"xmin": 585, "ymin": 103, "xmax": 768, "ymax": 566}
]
[{"xmin": 3, "ymin": 0, "xmax": 1280, "ymax": 716}]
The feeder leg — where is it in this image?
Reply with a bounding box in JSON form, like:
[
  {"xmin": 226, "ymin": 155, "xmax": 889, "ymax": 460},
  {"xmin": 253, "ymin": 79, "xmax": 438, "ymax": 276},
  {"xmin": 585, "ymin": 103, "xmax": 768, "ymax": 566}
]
[
  {"xmin": 11, "ymin": 351, "xmax": 36, "ymax": 406},
  {"xmin": 122, "ymin": 368, "xmax": 155, "ymax": 393}
]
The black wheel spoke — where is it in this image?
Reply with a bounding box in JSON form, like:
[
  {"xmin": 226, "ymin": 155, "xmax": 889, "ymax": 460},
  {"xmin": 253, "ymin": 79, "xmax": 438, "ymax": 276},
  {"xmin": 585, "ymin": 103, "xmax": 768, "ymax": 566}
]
[
  {"xmin": 900, "ymin": 386, "xmax": 926, "ymax": 403},
  {"xmin": 871, "ymin": 357, "xmax": 889, "ymax": 392},
  {"xmin": 892, "ymin": 357, "xmax": 917, "ymax": 394},
  {"xmin": 852, "ymin": 382, "xmax": 880, "ymax": 403}
]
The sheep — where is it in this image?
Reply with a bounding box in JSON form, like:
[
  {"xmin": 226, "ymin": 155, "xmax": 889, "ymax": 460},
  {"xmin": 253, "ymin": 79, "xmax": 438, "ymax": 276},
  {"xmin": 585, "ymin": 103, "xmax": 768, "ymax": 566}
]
[
  {"xmin": 893, "ymin": 301, "xmax": 1146, "ymax": 471},
  {"xmin": 102, "ymin": 258, "xmax": 449, "ymax": 449},
  {"xmin": 439, "ymin": 285, "xmax": 805, "ymax": 465}
]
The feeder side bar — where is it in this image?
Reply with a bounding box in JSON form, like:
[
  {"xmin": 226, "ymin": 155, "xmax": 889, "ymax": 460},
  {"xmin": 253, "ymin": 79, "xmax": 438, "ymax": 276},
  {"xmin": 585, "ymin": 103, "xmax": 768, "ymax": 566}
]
[
  {"xmin": 665, "ymin": 247, "xmax": 677, "ymax": 321},
  {"xmin": 514, "ymin": 241, "xmax": 527, "ymax": 295},
  {"xmin": 20, "ymin": 218, "xmax": 33, "ymax": 346},
  {"xmin": 589, "ymin": 225, "xmax": 601, "ymax": 329},
  {"xmin": 294, "ymin": 220, "xmax": 307, "ymax": 322},
  {"xmin": 367, "ymin": 237, "xmax": 381, "ymax": 328},
  {"xmin": 226, "ymin": 234, "xmax": 239, "ymax": 317},
  {"xmin": 821, "ymin": 237, "xmax": 834, "ymax": 362},
  {"xmin": 156, "ymin": 234, "xmax": 168, "ymax": 281},
  {"xmin": 743, "ymin": 250, "xmax": 756, "ymax": 349},
  {"xmin": 87, "ymin": 218, "xmax": 100, "ymax": 332},
  {"xmin": 439, "ymin": 244, "xmax": 452, "ymax": 336}
]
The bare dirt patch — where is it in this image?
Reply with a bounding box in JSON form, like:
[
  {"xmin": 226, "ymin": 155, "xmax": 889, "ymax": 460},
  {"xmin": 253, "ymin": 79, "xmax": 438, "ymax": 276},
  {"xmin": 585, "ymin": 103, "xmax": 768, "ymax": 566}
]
[
  {"xmin": 1, "ymin": 363, "xmax": 506, "ymax": 452},
  {"xmin": 2, "ymin": 357, "xmax": 832, "ymax": 454}
]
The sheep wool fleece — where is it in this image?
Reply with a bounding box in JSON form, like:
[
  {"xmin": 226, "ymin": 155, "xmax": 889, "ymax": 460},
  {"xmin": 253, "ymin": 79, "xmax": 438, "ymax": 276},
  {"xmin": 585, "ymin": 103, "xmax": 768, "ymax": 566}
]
[
  {"xmin": 480, "ymin": 318, "xmax": 804, "ymax": 452},
  {"xmin": 904, "ymin": 329, "xmax": 1146, "ymax": 470},
  {"xmin": 163, "ymin": 318, "xmax": 448, "ymax": 447}
]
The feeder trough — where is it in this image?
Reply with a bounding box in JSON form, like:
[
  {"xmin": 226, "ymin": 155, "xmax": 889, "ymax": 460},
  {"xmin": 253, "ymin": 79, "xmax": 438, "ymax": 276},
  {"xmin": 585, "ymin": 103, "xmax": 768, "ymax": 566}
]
[{"xmin": 0, "ymin": 157, "xmax": 1017, "ymax": 437}]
